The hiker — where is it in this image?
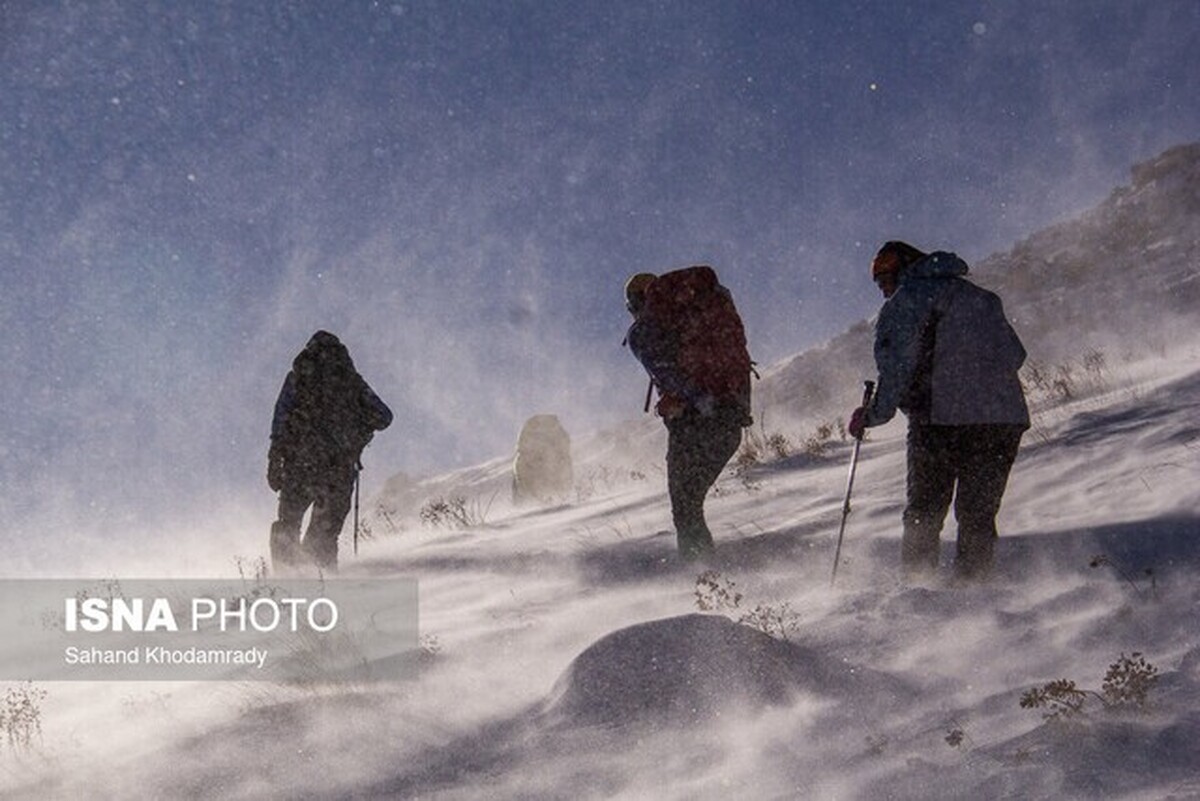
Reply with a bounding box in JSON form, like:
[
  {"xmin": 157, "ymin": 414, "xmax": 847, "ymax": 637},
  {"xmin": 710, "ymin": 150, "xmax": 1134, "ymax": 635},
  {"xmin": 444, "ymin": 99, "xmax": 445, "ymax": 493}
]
[
  {"xmin": 267, "ymin": 331, "xmax": 393, "ymax": 573},
  {"xmin": 624, "ymin": 267, "xmax": 753, "ymax": 558},
  {"xmin": 849, "ymin": 241, "xmax": 1029, "ymax": 580}
]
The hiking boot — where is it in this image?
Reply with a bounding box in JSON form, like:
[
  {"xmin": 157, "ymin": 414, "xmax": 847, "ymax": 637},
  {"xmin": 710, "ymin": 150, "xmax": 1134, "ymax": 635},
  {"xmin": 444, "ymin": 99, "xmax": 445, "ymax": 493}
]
[
  {"xmin": 676, "ymin": 527, "xmax": 715, "ymax": 561},
  {"xmin": 302, "ymin": 536, "xmax": 339, "ymax": 575},
  {"xmin": 269, "ymin": 521, "xmax": 302, "ymax": 572},
  {"xmin": 901, "ymin": 561, "xmax": 939, "ymax": 587}
]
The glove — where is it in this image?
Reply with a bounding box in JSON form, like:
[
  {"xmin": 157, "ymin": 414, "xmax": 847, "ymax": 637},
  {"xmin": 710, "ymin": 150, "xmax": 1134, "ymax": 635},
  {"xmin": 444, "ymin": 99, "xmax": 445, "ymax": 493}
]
[
  {"xmin": 848, "ymin": 407, "xmax": 869, "ymax": 440},
  {"xmin": 655, "ymin": 394, "xmax": 687, "ymax": 421}
]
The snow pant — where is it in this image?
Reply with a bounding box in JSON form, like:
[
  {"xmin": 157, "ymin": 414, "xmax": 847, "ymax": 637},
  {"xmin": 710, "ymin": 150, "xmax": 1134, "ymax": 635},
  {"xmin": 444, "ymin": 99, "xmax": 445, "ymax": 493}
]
[
  {"xmin": 270, "ymin": 465, "xmax": 356, "ymax": 572},
  {"xmin": 902, "ymin": 423, "xmax": 1024, "ymax": 579},
  {"xmin": 665, "ymin": 412, "xmax": 744, "ymax": 558}
]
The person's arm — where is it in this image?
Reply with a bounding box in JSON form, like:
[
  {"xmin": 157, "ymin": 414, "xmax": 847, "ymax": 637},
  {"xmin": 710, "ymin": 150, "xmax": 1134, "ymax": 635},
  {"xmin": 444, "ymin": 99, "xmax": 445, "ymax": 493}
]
[
  {"xmin": 627, "ymin": 320, "xmax": 700, "ymax": 405},
  {"xmin": 627, "ymin": 320, "xmax": 679, "ymax": 418},
  {"xmin": 864, "ymin": 293, "xmax": 924, "ymax": 427},
  {"xmin": 360, "ymin": 382, "xmax": 393, "ymax": 431},
  {"xmin": 270, "ymin": 372, "xmax": 297, "ymax": 439},
  {"xmin": 268, "ymin": 372, "xmax": 296, "ymax": 490}
]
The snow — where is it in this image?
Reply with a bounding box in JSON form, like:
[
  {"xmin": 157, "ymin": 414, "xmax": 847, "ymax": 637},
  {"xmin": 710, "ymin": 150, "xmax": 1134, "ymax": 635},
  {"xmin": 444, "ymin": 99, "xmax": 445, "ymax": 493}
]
[
  {"xmin": 4, "ymin": 143, "xmax": 1198, "ymax": 799},
  {"xmin": 3, "ymin": 341, "xmax": 1198, "ymax": 799}
]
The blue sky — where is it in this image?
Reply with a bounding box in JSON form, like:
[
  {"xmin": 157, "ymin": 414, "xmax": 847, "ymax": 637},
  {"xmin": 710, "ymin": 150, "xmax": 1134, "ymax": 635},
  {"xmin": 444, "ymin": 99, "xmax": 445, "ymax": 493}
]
[{"xmin": 1, "ymin": 1, "xmax": 1197, "ymax": 555}]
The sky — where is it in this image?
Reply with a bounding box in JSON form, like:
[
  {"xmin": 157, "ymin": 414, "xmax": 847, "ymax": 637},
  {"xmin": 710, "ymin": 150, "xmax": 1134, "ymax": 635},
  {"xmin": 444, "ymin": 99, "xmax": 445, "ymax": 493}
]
[{"xmin": 1, "ymin": 1, "xmax": 1198, "ymax": 556}]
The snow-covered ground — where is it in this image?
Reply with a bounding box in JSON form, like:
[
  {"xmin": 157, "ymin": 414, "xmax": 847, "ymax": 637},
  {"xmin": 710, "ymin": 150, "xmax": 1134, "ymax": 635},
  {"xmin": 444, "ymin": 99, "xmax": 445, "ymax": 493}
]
[{"xmin": 3, "ymin": 342, "xmax": 1198, "ymax": 800}]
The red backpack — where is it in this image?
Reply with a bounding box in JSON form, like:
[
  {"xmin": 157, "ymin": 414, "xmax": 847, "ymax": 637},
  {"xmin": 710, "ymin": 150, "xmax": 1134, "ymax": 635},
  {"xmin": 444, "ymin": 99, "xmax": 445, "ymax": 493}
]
[{"xmin": 641, "ymin": 266, "xmax": 752, "ymax": 419}]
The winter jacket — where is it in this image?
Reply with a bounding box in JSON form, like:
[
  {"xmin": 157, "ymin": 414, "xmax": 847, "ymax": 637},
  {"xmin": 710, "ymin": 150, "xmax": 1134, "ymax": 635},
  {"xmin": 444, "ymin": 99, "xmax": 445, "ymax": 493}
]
[
  {"xmin": 269, "ymin": 332, "xmax": 393, "ymax": 487},
  {"xmin": 626, "ymin": 317, "xmax": 696, "ymax": 411},
  {"xmin": 865, "ymin": 252, "xmax": 1030, "ymax": 428}
]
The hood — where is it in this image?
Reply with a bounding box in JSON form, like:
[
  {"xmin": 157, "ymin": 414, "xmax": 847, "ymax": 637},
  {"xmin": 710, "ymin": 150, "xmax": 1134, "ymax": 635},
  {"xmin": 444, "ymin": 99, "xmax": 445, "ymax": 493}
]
[
  {"xmin": 293, "ymin": 330, "xmax": 353, "ymax": 375},
  {"xmin": 904, "ymin": 251, "xmax": 969, "ymax": 281}
]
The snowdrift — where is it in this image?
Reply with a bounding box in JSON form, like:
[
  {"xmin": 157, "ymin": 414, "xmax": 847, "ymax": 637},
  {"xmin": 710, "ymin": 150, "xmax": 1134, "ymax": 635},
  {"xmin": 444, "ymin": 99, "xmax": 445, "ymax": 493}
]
[{"xmin": 541, "ymin": 613, "xmax": 911, "ymax": 727}]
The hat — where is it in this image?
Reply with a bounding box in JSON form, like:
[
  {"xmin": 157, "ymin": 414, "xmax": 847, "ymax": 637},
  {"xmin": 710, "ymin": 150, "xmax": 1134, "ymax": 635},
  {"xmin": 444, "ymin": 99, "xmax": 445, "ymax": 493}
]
[
  {"xmin": 872, "ymin": 241, "xmax": 927, "ymax": 279},
  {"xmin": 306, "ymin": 330, "xmax": 342, "ymax": 349},
  {"xmin": 624, "ymin": 272, "xmax": 657, "ymax": 313},
  {"xmin": 296, "ymin": 329, "xmax": 352, "ymax": 373}
]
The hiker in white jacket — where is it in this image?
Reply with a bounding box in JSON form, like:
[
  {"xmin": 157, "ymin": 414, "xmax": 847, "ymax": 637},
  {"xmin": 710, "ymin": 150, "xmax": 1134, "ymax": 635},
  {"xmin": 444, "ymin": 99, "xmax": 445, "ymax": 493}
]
[{"xmin": 849, "ymin": 241, "xmax": 1029, "ymax": 580}]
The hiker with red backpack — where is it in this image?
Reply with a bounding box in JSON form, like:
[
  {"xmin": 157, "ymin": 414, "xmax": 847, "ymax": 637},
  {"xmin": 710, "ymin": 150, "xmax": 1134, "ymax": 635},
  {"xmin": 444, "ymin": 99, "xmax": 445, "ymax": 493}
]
[
  {"xmin": 848, "ymin": 242, "xmax": 1029, "ymax": 581},
  {"xmin": 624, "ymin": 267, "xmax": 754, "ymax": 559},
  {"xmin": 268, "ymin": 331, "xmax": 393, "ymax": 573}
]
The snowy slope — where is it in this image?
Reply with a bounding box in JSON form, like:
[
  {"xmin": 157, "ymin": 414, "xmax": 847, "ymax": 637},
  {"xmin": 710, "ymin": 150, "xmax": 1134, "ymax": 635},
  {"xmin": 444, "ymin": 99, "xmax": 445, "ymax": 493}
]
[
  {"xmin": 3, "ymin": 146, "xmax": 1200, "ymax": 800},
  {"xmin": 5, "ymin": 343, "xmax": 1197, "ymax": 800}
]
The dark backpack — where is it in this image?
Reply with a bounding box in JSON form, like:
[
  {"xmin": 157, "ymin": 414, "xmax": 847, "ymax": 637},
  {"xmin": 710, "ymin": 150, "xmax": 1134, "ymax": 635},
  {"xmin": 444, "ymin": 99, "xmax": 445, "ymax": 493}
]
[
  {"xmin": 282, "ymin": 343, "xmax": 379, "ymax": 462},
  {"xmin": 641, "ymin": 265, "xmax": 753, "ymax": 420}
]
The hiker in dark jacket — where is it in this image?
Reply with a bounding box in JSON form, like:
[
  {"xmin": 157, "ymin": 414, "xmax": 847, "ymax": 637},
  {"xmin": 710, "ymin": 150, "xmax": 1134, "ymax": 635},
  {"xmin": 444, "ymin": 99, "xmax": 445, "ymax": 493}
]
[
  {"xmin": 849, "ymin": 242, "xmax": 1029, "ymax": 580},
  {"xmin": 624, "ymin": 269, "xmax": 751, "ymax": 559},
  {"xmin": 268, "ymin": 331, "xmax": 392, "ymax": 572}
]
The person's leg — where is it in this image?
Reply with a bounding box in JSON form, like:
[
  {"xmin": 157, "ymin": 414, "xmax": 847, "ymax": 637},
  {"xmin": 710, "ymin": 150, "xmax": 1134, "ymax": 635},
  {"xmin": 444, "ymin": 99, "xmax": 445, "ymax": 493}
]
[
  {"xmin": 667, "ymin": 417, "xmax": 742, "ymax": 557},
  {"xmin": 302, "ymin": 469, "xmax": 355, "ymax": 572},
  {"xmin": 902, "ymin": 424, "xmax": 957, "ymax": 576},
  {"xmin": 953, "ymin": 425, "xmax": 1023, "ymax": 580},
  {"xmin": 271, "ymin": 485, "xmax": 312, "ymax": 570},
  {"xmin": 694, "ymin": 420, "xmax": 743, "ymax": 547},
  {"xmin": 667, "ymin": 418, "xmax": 710, "ymax": 556}
]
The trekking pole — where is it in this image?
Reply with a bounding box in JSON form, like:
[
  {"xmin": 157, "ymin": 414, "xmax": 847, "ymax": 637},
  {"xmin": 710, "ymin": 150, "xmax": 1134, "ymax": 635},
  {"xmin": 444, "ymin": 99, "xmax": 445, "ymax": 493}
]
[
  {"xmin": 353, "ymin": 460, "xmax": 362, "ymax": 557},
  {"xmin": 831, "ymin": 380, "xmax": 875, "ymax": 586},
  {"xmin": 643, "ymin": 378, "xmax": 654, "ymax": 413}
]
